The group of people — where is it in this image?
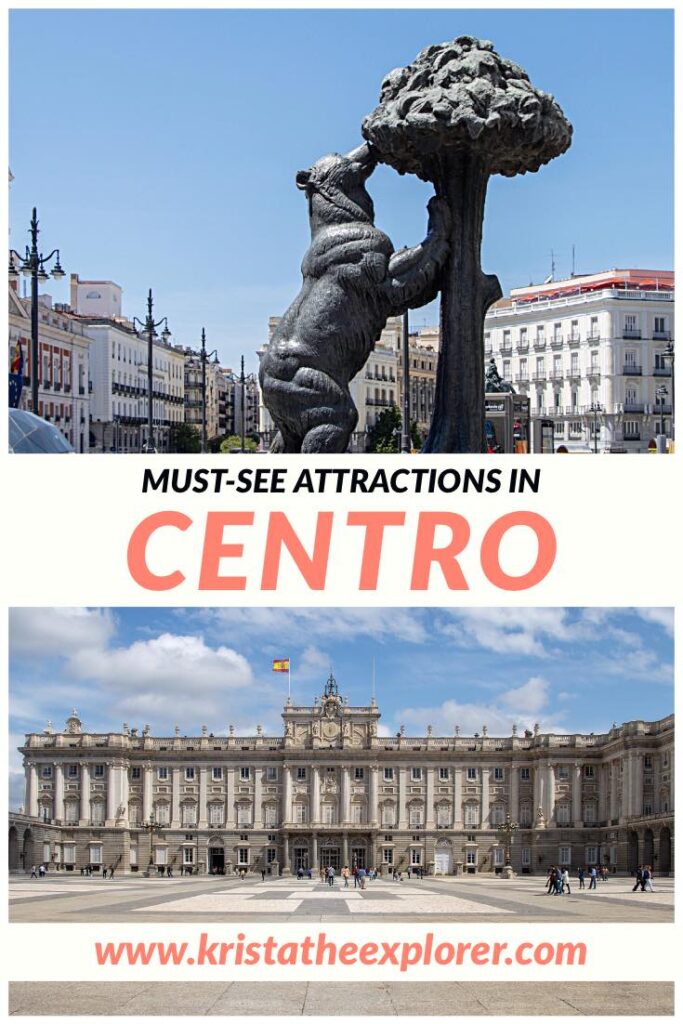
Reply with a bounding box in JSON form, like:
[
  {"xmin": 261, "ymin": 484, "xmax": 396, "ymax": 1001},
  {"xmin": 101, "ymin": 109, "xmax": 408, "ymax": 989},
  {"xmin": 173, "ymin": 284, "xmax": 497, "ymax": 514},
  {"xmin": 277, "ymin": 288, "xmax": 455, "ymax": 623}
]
[
  {"xmin": 632, "ymin": 866, "xmax": 655, "ymax": 892},
  {"xmin": 545, "ymin": 866, "xmax": 573, "ymax": 894}
]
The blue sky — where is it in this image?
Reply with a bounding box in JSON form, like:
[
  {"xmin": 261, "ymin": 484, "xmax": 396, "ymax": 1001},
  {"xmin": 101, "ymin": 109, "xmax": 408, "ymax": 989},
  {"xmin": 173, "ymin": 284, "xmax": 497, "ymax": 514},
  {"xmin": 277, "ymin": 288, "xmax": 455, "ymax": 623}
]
[
  {"xmin": 9, "ymin": 9, "xmax": 673, "ymax": 373},
  {"xmin": 9, "ymin": 606, "xmax": 673, "ymax": 808}
]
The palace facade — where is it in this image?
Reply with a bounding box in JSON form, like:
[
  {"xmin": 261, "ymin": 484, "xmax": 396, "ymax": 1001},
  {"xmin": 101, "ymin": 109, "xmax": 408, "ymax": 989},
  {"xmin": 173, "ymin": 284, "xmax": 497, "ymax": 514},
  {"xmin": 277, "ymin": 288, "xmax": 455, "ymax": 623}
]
[{"xmin": 10, "ymin": 677, "xmax": 674, "ymax": 877}]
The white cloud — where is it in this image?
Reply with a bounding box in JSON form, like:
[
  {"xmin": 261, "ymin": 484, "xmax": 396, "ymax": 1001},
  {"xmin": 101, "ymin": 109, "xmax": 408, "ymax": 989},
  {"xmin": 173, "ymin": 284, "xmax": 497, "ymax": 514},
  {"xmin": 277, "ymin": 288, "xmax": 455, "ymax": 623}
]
[
  {"xmin": 201, "ymin": 607, "xmax": 429, "ymax": 645},
  {"xmin": 499, "ymin": 675, "xmax": 549, "ymax": 716},
  {"xmin": 440, "ymin": 608, "xmax": 573, "ymax": 657},
  {"xmin": 10, "ymin": 608, "xmax": 115, "ymax": 659},
  {"xmin": 634, "ymin": 608, "xmax": 674, "ymax": 637}
]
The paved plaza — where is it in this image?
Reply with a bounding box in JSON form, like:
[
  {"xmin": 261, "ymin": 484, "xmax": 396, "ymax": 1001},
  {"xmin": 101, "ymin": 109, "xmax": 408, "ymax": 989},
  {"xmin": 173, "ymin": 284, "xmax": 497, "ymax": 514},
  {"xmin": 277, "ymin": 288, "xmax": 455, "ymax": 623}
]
[
  {"xmin": 7, "ymin": 981, "xmax": 675, "ymax": 1016},
  {"xmin": 9, "ymin": 873, "xmax": 674, "ymax": 923}
]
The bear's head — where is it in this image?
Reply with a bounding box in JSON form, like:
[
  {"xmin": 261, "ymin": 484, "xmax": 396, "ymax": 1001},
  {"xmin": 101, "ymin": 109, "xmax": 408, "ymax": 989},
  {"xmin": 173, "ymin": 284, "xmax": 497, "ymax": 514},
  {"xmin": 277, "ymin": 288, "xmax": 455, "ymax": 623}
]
[{"xmin": 296, "ymin": 142, "xmax": 377, "ymax": 226}]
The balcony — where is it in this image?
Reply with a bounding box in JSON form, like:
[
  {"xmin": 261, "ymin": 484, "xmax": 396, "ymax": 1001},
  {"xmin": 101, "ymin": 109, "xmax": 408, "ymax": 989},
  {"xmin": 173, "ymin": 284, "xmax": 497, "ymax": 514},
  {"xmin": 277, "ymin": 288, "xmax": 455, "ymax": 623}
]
[
  {"xmin": 517, "ymin": 339, "xmax": 529, "ymax": 352},
  {"xmin": 623, "ymin": 433, "xmax": 641, "ymax": 442},
  {"xmin": 623, "ymin": 364, "xmax": 642, "ymax": 375},
  {"xmin": 63, "ymin": 383, "xmax": 71, "ymax": 393},
  {"xmin": 533, "ymin": 338, "xmax": 546, "ymax": 351},
  {"xmin": 586, "ymin": 366, "xmax": 601, "ymax": 378},
  {"xmin": 499, "ymin": 344, "xmax": 512, "ymax": 356},
  {"xmin": 548, "ymin": 371, "xmax": 564, "ymax": 381},
  {"xmin": 653, "ymin": 366, "xmax": 672, "ymax": 377},
  {"xmin": 587, "ymin": 332, "xmax": 601, "ymax": 342},
  {"xmin": 623, "ymin": 329, "xmax": 642, "ymax": 339},
  {"xmin": 54, "ymin": 382, "xmax": 62, "ymax": 391},
  {"xmin": 567, "ymin": 334, "xmax": 581, "ymax": 346},
  {"xmin": 623, "ymin": 403, "xmax": 645, "ymax": 414},
  {"xmin": 550, "ymin": 336, "xmax": 564, "ymax": 349},
  {"xmin": 515, "ymin": 373, "xmax": 529, "ymax": 383},
  {"xmin": 655, "ymin": 404, "xmax": 673, "ymax": 416},
  {"xmin": 532, "ymin": 372, "xmax": 546, "ymax": 381},
  {"xmin": 653, "ymin": 330, "xmax": 671, "ymax": 341}
]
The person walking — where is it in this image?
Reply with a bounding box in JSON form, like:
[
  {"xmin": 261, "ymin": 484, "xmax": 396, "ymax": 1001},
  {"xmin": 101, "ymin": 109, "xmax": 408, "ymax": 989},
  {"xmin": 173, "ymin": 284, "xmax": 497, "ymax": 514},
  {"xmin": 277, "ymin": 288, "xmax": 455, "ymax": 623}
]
[
  {"xmin": 561, "ymin": 868, "xmax": 571, "ymax": 895},
  {"xmin": 545, "ymin": 867, "xmax": 556, "ymax": 894},
  {"xmin": 588, "ymin": 866, "xmax": 598, "ymax": 890},
  {"xmin": 577, "ymin": 866, "xmax": 585, "ymax": 889},
  {"xmin": 353, "ymin": 865, "xmax": 359, "ymax": 888},
  {"xmin": 632, "ymin": 866, "xmax": 643, "ymax": 892},
  {"xmin": 326, "ymin": 865, "xmax": 335, "ymax": 887},
  {"xmin": 642, "ymin": 866, "xmax": 654, "ymax": 892},
  {"xmin": 30, "ymin": 865, "xmax": 38, "ymax": 878},
  {"xmin": 342, "ymin": 865, "xmax": 350, "ymax": 888},
  {"xmin": 261, "ymin": 868, "xmax": 266, "ymax": 881}
]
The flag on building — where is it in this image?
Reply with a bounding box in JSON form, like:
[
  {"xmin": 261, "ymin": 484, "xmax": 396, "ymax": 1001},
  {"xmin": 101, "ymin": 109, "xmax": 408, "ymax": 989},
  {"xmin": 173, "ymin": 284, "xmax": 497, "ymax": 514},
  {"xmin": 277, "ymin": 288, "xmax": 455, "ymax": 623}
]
[
  {"xmin": 272, "ymin": 658, "xmax": 290, "ymax": 672},
  {"xmin": 8, "ymin": 340, "xmax": 24, "ymax": 409}
]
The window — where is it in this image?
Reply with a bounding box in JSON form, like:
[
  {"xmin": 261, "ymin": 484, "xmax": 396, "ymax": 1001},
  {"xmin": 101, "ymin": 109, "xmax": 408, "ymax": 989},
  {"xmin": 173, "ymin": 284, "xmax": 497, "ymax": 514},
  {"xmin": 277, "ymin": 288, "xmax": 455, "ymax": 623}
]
[
  {"xmin": 381, "ymin": 805, "xmax": 395, "ymax": 827},
  {"xmin": 654, "ymin": 316, "xmax": 666, "ymax": 334},
  {"xmin": 557, "ymin": 765, "xmax": 569, "ymax": 781},
  {"xmin": 237, "ymin": 805, "xmax": 251, "ymax": 826},
  {"xmin": 644, "ymin": 756, "xmax": 652, "ymax": 769},
  {"xmin": 155, "ymin": 847, "xmax": 168, "ymax": 866},
  {"xmin": 91, "ymin": 802, "xmax": 105, "ymax": 825},
  {"xmin": 559, "ymin": 846, "xmax": 571, "ymax": 866},
  {"xmin": 556, "ymin": 803, "xmax": 570, "ymax": 824},
  {"xmin": 520, "ymin": 767, "xmax": 530, "ymax": 781},
  {"xmin": 521, "ymin": 847, "xmax": 531, "ymax": 867},
  {"xmin": 240, "ymin": 767, "xmax": 250, "ymax": 780},
  {"xmin": 411, "ymin": 848, "xmax": 422, "ymax": 865},
  {"xmin": 130, "ymin": 767, "xmax": 141, "ymax": 780},
  {"xmin": 383, "ymin": 768, "xmax": 394, "ymax": 781},
  {"xmin": 467, "ymin": 768, "xmax": 477, "ymax": 781},
  {"xmin": 266, "ymin": 766, "xmax": 278, "ymax": 781},
  {"xmin": 439, "ymin": 767, "xmax": 449, "ymax": 780},
  {"xmin": 93, "ymin": 765, "xmax": 104, "ymax": 779},
  {"xmin": 411, "ymin": 768, "xmax": 422, "ymax": 781},
  {"xmin": 464, "ymin": 804, "xmax": 479, "ymax": 826},
  {"xmin": 209, "ymin": 804, "xmax": 224, "ymax": 825},
  {"xmin": 584, "ymin": 766, "xmax": 595, "ymax": 778},
  {"xmin": 89, "ymin": 845, "xmax": 103, "ymax": 865},
  {"xmin": 352, "ymin": 804, "xmax": 364, "ymax": 824},
  {"xmin": 238, "ymin": 848, "xmax": 249, "ymax": 865},
  {"xmin": 323, "ymin": 804, "xmax": 336, "ymax": 824},
  {"xmin": 466, "ymin": 850, "xmax": 477, "ymax": 865},
  {"xmin": 493, "ymin": 767, "xmax": 504, "ymax": 782},
  {"xmin": 294, "ymin": 803, "xmax": 307, "ymax": 823},
  {"xmin": 267, "ymin": 848, "xmax": 277, "ymax": 863},
  {"xmin": 494, "ymin": 847, "xmax": 504, "ymax": 866},
  {"xmin": 382, "ymin": 848, "xmax": 394, "ymax": 864},
  {"xmin": 181, "ymin": 802, "xmax": 198, "ymax": 827},
  {"xmin": 65, "ymin": 802, "xmax": 79, "ymax": 823},
  {"xmin": 585, "ymin": 846, "xmax": 598, "ymax": 865},
  {"xmin": 158, "ymin": 767, "xmax": 168, "ymax": 781},
  {"xmin": 519, "ymin": 327, "xmax": 528, "ymax": 346},
  {"xmin": 583, "ymin": 803, "xmax": 596, "ymax": 824},
  {"xmin": 490, "ymin": 804, "xmax": 504, "ymax": 825},
  {"xmin": 354, "ymin": 767, "xmax": 364, "ymax": 780},
  {"xmin": 183, "ymin": 847, "xmax": 194, "ymax": 865},
  {"xmin": 63, "ymin": 844, "xmax": 75, "ymax": 865},
  {"xmin": 437, "ymin": 804, "xmax": 450, "ymax": 826},
  {"xmin": 212, "ymin": 767, "xmax": 223, "ymax": 781},
  {"xmin": 409, "ymin": 807, "xmax": 424, "ymax": 826},
  {"xmin": 185, "ymin": 767, "xmax": 195, "ymax": 781},
  {"xmin": 155, "ymin": 804, "xmax": 170, "ymax": 825},
  {"xmin": 129, "ymin": 804, "xmax": 139, "ymax": 825},
  {"xmin": 265, "ymin": 805, "xmax": 277, "ymax": 827},
  {"xmin": 296, "ymin": 767, "xmax": 307, "ymax": 780},
  {"xmin": 520, "ymin": 804, "xmax": 532, "ymax": 827}
]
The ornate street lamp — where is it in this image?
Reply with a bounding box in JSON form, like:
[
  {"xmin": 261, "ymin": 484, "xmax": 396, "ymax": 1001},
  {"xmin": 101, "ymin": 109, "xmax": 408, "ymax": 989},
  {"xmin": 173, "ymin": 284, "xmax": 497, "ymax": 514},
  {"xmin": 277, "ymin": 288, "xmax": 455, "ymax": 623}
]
[
  {"xmin": 140, "ymin": 811, "xmax": 168, "ymax": 876},
  {"xmin": 497, "ymin": 813, "xmax": 518, "ymax": 872},
  {"xmin": 655, "ymin": 383, "xmax": 669, "ymax": 441},
  {"xmin": 585, "ymin": 401, "xmax": 603, "ymax": 454},
  {"xmin": 400, "ymin": 311, "xmax": 411, "ymax": 453},
  {"xmin": 226, "ymin": 356, "xmax": 259, "ymax": 451},
  {"xmin": 9, "ymin": 208, "xmax": 65, "ymax": 414},
  {"xmin": 199, "ymin": 328, "xmax": 219, "ymax": 454},
  {"xmin": 665, "ymin": 341, "xmax": 675, "ymax": 442},
  {"xmin": 132, "ymin": 290, "xmax": 171, "ymax": 453}
]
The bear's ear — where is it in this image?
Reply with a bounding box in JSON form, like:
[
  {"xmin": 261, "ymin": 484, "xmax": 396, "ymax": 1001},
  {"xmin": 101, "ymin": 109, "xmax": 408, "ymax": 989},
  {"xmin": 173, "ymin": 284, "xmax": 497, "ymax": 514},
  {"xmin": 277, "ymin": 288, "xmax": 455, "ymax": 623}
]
[{"xmin": 296, "ymin": 169, "xmax": 311, "ymax": 190}]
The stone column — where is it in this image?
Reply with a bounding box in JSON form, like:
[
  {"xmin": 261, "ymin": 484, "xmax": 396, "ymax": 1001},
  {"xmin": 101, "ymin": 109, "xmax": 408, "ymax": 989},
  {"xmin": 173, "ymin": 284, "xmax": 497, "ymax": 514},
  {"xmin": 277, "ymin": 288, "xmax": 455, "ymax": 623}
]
[
  {"xmin": 120, "ymin": 764, "xmax": 129, "ymax": 823},
  {"xmin": 481, "ymin": 768, "xmax": 490, "ymax": 829},
  {"xmin": 253, "ymin": 766, "xmax": 263, "ymax": 829},
  {"xmin": 198, "ymin": 766, "xmax": 208, "ymax": 828},
  {"xmin": 340, "ymin": 766, "xmax": 350, "ymax": 824},
  {"xmin": 620, "ymin": 755, "xmax": 630, "ymax": 823},
  {"xmin": 545, "ymin": 763, "xmax": 555, "ymax": 825},
  {"xmin": 311, "ymin": 766, "xmax": 321, "ymax": 824},
  {"xmin": 226, "ymin": 767, "xmax": 236, "ymax": 828},
  {"xmin": 597, "ymin": 765, "xmax": 607, "ymax": 823},
  {"xmin": 425, "ymin": 767, "xmax": 435, "ymax": 829},
  {"xmin": 398, "ymin": 768, "xmax": 408, "ymax": 829},
  {"xmin": 342, "ymin": 833, "xmax": 349, "ymax": 868},
  {"xmin": 669, "ymin": 748, "xmax": 674, "ymax": 810},
  {"xmin": 54, "ymin": 763, "xmax": 64, "ymax": 823},
  {"xmin": 282, "ymin": 765, "xmax": 292, "ymax": 826},
  {"xmin": 509, "ymin": 765, "xmax": 519, "ymax": 823},
  {"xmin": 572, "ymin": 763, "xmax": 583, "ymax": 827},
  {"xmin": 633, "ymin": 754, "xmax": 643, "ymax": 818},
  {"xmin": 281, "ymin": 833, "xmax": 290, "ymax": 874},
  {"xmin": 171, "ymin": 767, "xmax": 181, "ymax": 828},
  {"xmin": 533, "ymin": 764, "xmax": 542, "ymax": 822},
  {"xmin": 106, "ymin": 763, "xmax": 117, "ymax": 825},
  {"xmin": 142, "ymin": 764, "xmax": 153, "ymax": 822},
  {"xmin": 79, "ymin": 762, "xmax": 91, "ymax": 826},
  {"xmin": 312, "ymin": 833, "xmax": 319, "ymax": 870},
  {"xmin": 609, "ymin": 761, "xmax": 618, "ymax": 822},
  {"xmin": 369, "ymin": 765, "xmax": 379, "ymax": 827},
  {"xmin": 26, "ymin": 762, "xmax": 39, "ymax": 819},
  {"xmin": 453, "ymin": 768, "xmax": 463, "ymax": 829}
]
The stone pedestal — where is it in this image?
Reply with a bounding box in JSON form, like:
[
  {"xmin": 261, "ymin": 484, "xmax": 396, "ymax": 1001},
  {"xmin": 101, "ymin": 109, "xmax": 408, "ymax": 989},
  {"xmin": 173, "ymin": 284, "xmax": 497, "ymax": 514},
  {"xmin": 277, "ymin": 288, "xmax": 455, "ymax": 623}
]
[{"xmin": 502, "ymin": 864, "xmax": 515, "ymax": 879}]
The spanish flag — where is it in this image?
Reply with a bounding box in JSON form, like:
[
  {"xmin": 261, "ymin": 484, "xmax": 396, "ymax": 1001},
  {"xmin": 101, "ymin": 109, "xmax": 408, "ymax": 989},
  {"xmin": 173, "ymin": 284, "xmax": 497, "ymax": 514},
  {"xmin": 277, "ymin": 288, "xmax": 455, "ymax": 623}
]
[{"xmin": 272, "ymin": 659, "xmax": 290, "ymax": 672}]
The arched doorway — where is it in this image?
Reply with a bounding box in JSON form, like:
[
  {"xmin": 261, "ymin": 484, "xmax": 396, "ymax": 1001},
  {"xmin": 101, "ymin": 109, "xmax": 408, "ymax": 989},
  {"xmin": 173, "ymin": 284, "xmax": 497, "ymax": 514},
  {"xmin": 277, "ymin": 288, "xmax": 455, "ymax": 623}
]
[
  {"xmin": 627, "ymin": 830, "xmax": 639, "ymax": 872},
  {"xmin": 659, "ymin": 828, "xmax": 672, "ymax": 875},
  {"xmin": 643, "ymin": 829, "xmax": 654, "ymax": 866},
  {"xmin": 22, "ymin": 828, "xmax": 34, "ymax": 871},
  {"xmin": 9, "ymin": 826, "xmax": 19, "ymax": 870},
  {"xmin": 208, "ymin": 841, "xmax": 225, "ymax": 875}
]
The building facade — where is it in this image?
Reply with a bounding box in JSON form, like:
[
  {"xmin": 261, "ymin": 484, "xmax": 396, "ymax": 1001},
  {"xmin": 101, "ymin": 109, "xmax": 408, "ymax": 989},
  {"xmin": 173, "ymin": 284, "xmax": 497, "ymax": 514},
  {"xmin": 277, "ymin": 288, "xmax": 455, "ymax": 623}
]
[
  {"xmin": 69, "ymin": 275, "xmax": 185, "ymax": 452},
  {"xmin": 484, "ymin": 269, "xmax": 674, "ymax": 452},
  {"xmin": 11, "ymin": 679, "xmax": 673, "ymax": 878},
  {"xmin": 8, "ymin": 284, "xmax": 92, "ymax": 452}
]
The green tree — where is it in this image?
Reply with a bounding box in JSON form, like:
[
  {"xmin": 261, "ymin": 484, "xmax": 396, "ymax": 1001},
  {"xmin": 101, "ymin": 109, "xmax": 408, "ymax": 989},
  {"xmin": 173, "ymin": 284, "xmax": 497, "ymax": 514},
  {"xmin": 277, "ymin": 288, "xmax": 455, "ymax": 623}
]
[
  {"xmin": 367, "ymin": 405, "xmax": 401, "ymax": 453},
  {"xmin": 169, "ymin": 423, "xmax": 201, "ymax": 453},
  {"xmin": 219, "ymin": 434, "xmax": 259, "ymax": 453}
]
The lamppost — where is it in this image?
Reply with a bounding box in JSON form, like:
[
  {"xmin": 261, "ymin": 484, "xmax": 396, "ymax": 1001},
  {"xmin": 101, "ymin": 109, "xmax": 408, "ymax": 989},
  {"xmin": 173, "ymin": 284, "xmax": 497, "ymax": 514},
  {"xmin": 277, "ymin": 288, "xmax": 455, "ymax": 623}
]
[
  {"xmin": 132, "ymin": 290, "xmax": 171, "ymax": 453},
  {"xmin": 8, "ymin": 208, "xmax": 65, "ymax": 414},
  {"xmin": 656, "ymin": 384, "xmax": 669, "ymax": 442},
  {"xmin": 586, "ymin": 401, "xmax": 603, "ymax": 454},
  {"xmin": 400, "ymin": 311, "xmax": 411, "ymax": 453},
  {"xmin": 497, "ymin": 814, "xmax": 518, "ymax": 875},
  {"xmin": 665, "ymin": 341, "xmax": 675, "ymax": 441},
  {"xmin": 226, "ymin": 357, "xmax": 259, "ymax": 451},
  {"xmin": 140, "ymin": 811, "xmax": 167, "ymax": 877},
  {"xmin": 199, "ymin": 328, "xmax": 219, "ymax": 454}
]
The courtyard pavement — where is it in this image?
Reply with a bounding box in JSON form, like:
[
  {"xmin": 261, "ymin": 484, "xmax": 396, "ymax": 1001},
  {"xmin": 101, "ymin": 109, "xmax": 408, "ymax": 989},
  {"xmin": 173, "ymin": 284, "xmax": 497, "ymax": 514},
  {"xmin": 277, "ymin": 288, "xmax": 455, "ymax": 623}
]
[
  {"xmin": 7, "ymin": 980, "xmax": 675, "ymax": 1016},
  {"xmin": 9, "ymin": 872, "xmax": 674, "ymax": 923}
]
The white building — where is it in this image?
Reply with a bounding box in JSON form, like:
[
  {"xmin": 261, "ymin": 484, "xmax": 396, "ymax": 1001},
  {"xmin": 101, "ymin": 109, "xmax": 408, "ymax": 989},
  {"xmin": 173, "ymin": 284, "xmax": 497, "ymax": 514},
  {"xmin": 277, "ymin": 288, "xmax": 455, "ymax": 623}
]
[
  {"xmin": 484, "ymin": 269, "xmax": 674, "ymax": 452},
  {"xmin": 8, "ymin": 284, "xmax": 92, "ymax": 452},
  {"xmin": 69, "ymin": 275, "xmax": 185, "ymax": 452}
]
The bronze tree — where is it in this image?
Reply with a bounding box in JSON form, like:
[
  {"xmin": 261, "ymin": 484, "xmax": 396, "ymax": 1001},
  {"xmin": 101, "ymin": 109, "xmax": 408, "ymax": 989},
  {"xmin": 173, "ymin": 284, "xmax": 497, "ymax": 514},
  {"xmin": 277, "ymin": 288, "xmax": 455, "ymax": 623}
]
[{"xmin": 363, "ymin": 36, "xmax": 572, "ymax": 452}]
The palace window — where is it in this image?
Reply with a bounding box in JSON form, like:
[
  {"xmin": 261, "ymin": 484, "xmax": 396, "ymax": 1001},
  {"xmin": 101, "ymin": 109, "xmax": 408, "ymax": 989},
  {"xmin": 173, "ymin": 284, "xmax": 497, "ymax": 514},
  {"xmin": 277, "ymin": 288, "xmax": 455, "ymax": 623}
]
[
  {"xmin": 183, "ymin": 847, "xmax": 194, "ymax": 865},
  {"xmin": 212, "ymin": 767, "xmax": 223, "ymax": 781},
  {"xmin": 439, "ymin": 767, "xmax": 449, "ymax": 780},
  {"xmin": 464, "ymin": 804, "xmax": 479, "ymax": 827},
  {"xmin": 182, "ymin": 804, "xmax": 197, "ymax": 826},
  {"xmin": 556, "ymin": 802, "xmax": 570, "ymax": 825},
  {"xmin": 157, "ymin": 767, "xmax": 168, "ymax": 780},
  {"xmin": 89, "ymin": 845, "xmax": 103, "ymax": 865},
  {"xmin": 294, "ymin": 803, "xmax": 307, "ymax": 823},
  {"xmin": 267, "ymin": 848, "xmax": 277, "ymax": 863},
  {"xmin": 155, "ymin": 804, "xmax": 170, "ymax": 825},
  {"xmin": 467, "ymin": 768, "xmax": 477, "ymax": 780},
  {"xmin": 411, "ymin": 849, "xmax": 422, "ymax": 865},
  {"xmin": 184, "ymin": 767, "xmax": 195, "ymax": 781},
  {"xmin": 266, "ymin": 767, "xmax": 278, "ymax": 781},
  {"xmin": 521, "ymin": 847, "xmax": 531, "ymax": 867},
  {"xmin": 91, "ymin": 802, "xmax": 105, "ymax": 825},
  {"xmin": 130, "ymin": 767, "xmax": 140, "ymax": 780},
  {"xmin": 383, "ymin": 768, "xmax": 394, "ymax": 781},
  {"xmin": 584, "ymin": 766, "xmax": 595, "ymax": 778},
  {"xmin": 67, "ymin": 765, "xmax": 79, "ymax": 779},
  {"xmin": 411, "ymin": 768, "xmax": 422, "ymax": 781},
  {"xmin": 466, "ymin": 850, "xmax": 477, "ymax": 865},
  {"xmin": 559, "ymin": 846, "xmax": 571, "ymax": 866},
  {"xmin": 93, "ymin": 765, "xmax": 105, "ymax": 779},
  {"xmin": 493, "ymin": 767, "xmax": 504, "ymax": 781},
  {"xmin": 238, "ymin": 848, "xmax": 249, "ymax": 865},
  {"xmin": 240, "ymin": 767, "xmax": 251, "ymax": 780},
  {"xmin": 41, "ymin": 766, "xmax": 53, "ymax": 779},
  {"xmin": 409, "ymin": 807, "xmax": 424, "ymax": 827},
  {"xmin": 209, "ymin": 804, "xmax": 224, "ymax": 825},
  {"xmin": 296, "ymin": 767, "xmax": 307, "ymax": 781},
  {"xmin": 585, "ymin": 846, "xmax": 598, "ymax": 865},
  {"xmin": 354, "ymin": 767, "xmax": 364, "ymax": 780},
  {"xmin": 494, "ymin": 848, "xmax": 504, "ymax": 866},
  {"xmin": 383, "ymin": 848, "xmax": 393, "ymax": 864}
]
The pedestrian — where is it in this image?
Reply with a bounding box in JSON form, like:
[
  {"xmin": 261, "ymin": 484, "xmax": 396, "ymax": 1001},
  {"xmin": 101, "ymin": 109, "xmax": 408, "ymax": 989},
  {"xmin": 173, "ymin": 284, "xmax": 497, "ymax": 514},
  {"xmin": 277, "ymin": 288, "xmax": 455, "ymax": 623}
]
[
  {"xmin": 342, "ymin": 865, "xmax": 350, "ymax": 888},
  {"xmin": 166, "ymin": 865, "xmax": 172, "ymax": 878},
  {"xmin": 632, "ymin": 866, "xmax": 643, "ymax": 892},
  {"xmin": 38, "ymin": 864, "xmax": 46, "ymax": 878},
  {"xmin": 109, "ymin": 865, "xmax": 115, "ymax": 880},
  {"xmin": 642, "ymin": 866, "xmax": 654, "ymax": 892},
  {"xmin": 353, "ymin": 865, "xmax": 359, "ymax": 888},
  {"xmin": 562, "ymin": 868, "xmax": 571, "ymax": 895},
  {"xmin": 588, "ymin": 866, "xmax": 597, "ymax": 890},
  {"xmin": 326, "ymin": 865, "xmax": 335, "ymax": 887},
  {"xmin": 319, "ymin": 867, "xmax": 325, "ymax": 883},
  {"xmin": 297, "ymin": 866, "xmax": 304, "ymax": 881},
  {"xmin": 261, "ymin": 868, "xmax": 266, "ymax": 881},
  {"xmin": 577, "ymin": 866, "xmax": 585, "ymax": 889},
  {"xmin": 30, "ymin": 865, "xmax": 38, "ymax": 878},
  {"xmin": 359, "ymin": 867, "xmax": 367, "ymax": 890},
  {"xmin": 545, "ymin": 867, "xmax": 555, "ymax": 894}
]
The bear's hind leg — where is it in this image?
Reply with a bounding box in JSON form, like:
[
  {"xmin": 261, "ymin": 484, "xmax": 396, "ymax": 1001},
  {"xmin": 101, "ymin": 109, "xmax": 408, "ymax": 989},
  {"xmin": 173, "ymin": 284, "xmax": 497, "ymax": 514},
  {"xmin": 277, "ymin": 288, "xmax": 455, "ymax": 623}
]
[{"xmin": 301, "ymin": 424, "xmax": 352, "ymax": 453}]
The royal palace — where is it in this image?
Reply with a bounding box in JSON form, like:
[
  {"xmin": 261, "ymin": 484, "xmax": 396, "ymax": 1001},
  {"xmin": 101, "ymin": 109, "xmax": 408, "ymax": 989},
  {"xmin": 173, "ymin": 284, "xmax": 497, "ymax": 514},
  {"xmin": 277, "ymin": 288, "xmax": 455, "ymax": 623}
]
[{"xmin": 9, "ymin": 676, "xmax": 674, "ymax": 878}]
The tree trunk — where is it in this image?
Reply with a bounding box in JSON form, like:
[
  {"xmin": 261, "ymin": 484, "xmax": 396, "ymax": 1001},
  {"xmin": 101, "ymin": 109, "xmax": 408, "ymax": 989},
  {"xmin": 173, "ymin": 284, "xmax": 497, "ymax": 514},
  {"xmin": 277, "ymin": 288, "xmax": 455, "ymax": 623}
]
[{"xmin": 423, "ymin": 151, "xmax": 502, "ymax": 453}]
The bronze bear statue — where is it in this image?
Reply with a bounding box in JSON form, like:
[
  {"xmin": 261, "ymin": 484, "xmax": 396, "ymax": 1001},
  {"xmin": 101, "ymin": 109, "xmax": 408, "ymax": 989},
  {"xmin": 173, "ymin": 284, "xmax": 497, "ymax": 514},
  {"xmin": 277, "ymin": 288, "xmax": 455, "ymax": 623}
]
[{"xmin": 259, "ymin": 142, "xmax": 450, "ymax": 453}]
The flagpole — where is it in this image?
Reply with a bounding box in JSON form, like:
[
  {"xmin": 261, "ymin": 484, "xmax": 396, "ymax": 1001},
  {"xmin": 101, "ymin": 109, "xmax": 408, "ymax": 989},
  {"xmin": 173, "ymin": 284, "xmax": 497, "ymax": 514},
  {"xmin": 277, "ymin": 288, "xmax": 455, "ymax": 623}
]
[{"xmin": 288, "ymin": 659, "xmax": 291, "ymax": 701}]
